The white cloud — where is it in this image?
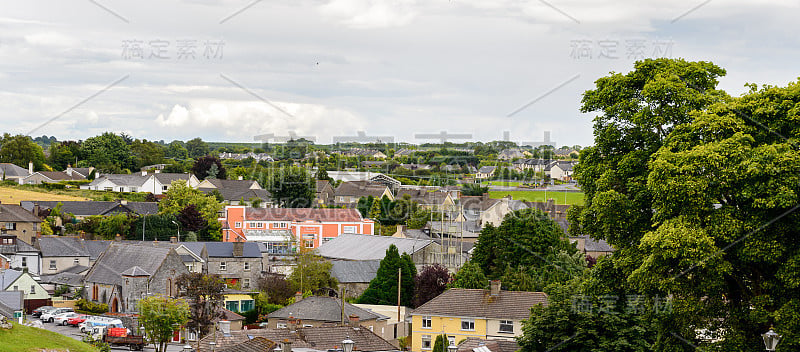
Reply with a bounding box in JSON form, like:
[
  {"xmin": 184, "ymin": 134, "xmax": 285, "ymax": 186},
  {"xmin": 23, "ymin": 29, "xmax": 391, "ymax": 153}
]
[{"xmin": 319, "ymin": 0, "xmax": 418, "ymax": 29}]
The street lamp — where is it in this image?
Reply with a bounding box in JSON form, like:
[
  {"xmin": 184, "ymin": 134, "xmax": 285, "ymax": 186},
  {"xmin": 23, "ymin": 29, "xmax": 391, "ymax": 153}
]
[
  {"xmin": 342, "ymin": 337, "xmax": 355, "ymax": 352},
  {"xmin": 762, "ymin": 328, "xmax": 781, "ymax": 351},
  {"xmin": 171, "ymin": 220, "xmax": 181, "ymax": 242}
]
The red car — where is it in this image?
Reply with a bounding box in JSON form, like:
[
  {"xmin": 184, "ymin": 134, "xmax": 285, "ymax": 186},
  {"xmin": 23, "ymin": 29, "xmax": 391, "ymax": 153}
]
[{"xmin": 66, "ymin": 314, "xmax": 90, "ymax": 327}]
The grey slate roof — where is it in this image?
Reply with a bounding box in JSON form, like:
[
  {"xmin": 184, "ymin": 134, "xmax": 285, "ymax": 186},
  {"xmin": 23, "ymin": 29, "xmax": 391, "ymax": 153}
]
[
  {"xmin": 268, "ymin": 296, "xmax": 386, "ymax": 322},
  {"xmin": 204, "ymin": 242, "xmax": 261, "ymax": 258},
  {"xmin": 121, "ymin": 266, "xmax": 151, "ymax": 277},
  {"xmin": 0, "ymin": 163, "xmax": 29, "ymax": 178},
  {"xmin": 413, "ymin": 288, "xmax": 547, "ymax": 320},
  {"xmin": 21, "ymin": 201, "xmax": 158, "ymax": 217},
  {"xmin": 0, "ymin": 204, "xmax": 41, "ymax": 223},
  {"xmin": 218, "ymin": 337, "xmax": 277, "ymax": 352},
  {"xmin": 317, "ymin": 234, "xmax": 434, "ymax": 261},
  {"xmin": 477, "ymin": 166, "xmax": 496, "ymax": 174},
  {"xmin": 198, "ymin": 326, "xmax": 396, "ymax": 352},
  {"xmin": 0, "ymin": 269, "xmax": 23, "ymax": 290},
  {"xmin": 40, "ymin": 272, "xmax": 84, "ymax": 286},
  {"xmin": 153, "ymin": 173, "xmax": 193, "ymax": 185},
  {"xmin": 84, "ymin": 243, "xmax": 174, "ymax": 286},
  {"xmin": 68, "ymin": 168, "xmax": 94, "ymax": 178},
  {"xmin": 83, "ymin": 240, "xmax": 111, "ymax": 261},
  {"xmin": 0, "ymin": 238, "xmax": 39, "ymax": 255},
  {"xmin": 87, "ymin": 174, "xmax": 149, "ymax": 187},
  {"xmin": 37, "ymin": 236, "xmax": 90, "ymax": 257},
  {"xmin": 330, "ymin": 260, "xmax": 380, "ymax": 283},
  {"xmin": 0, "ymin": 290, "xmax": 23, "ymax": 318}
]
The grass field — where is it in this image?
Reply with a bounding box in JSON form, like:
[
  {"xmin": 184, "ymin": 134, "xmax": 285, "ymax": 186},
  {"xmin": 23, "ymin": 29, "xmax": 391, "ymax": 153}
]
[
  {"xmin": 0, "ymin": 186, "xmax": 88, "ymax": 203},
  {"xmin": 489, "ymin": 190, "xmax": 585, "ymax": 205},
  {"xmin": 481, "ymin": 180, "xmax": 526, "ymax": 187},
  {"xmin": 0, "ymin": 322, "xmax": 99, "ymax": 352}
]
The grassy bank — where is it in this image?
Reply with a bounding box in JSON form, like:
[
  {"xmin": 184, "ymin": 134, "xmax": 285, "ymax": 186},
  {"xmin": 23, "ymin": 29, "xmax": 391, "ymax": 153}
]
[
  {"xmin": 0, "ymin": 322, "xmax": 98, "ymax": 352},
  {"xmin": 488, "ymin": 190, "xmax": 584, "ymax": 205}
]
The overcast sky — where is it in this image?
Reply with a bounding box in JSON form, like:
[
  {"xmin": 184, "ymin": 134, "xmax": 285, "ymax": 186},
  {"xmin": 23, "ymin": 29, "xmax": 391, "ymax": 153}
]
[{"xmin": 1, "ymin": 0, "xmax": 798, "ymax": 147}]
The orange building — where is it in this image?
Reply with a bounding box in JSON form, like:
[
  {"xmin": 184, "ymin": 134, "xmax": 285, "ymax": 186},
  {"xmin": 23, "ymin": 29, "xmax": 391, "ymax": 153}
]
[{"xmin": 219, "ymin": 206, "xmax": 374, "ymax": 249}]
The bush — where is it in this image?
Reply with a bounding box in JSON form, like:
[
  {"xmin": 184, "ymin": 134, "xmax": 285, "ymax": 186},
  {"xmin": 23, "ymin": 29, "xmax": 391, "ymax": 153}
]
[{"xmin": 76, "ymin": 299, "xmax": 108, "ymax": 314}]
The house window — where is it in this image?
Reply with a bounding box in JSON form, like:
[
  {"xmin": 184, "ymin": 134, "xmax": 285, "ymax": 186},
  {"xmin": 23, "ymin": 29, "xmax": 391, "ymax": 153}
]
[
  {"xmin": 225, "ymin": 301, "xmax": 239, "ymax": 312},
  {"xmin": 304, "ymin": 240, "xmax": 314, "ymax": 248},
  {"xmin": 21, "ymin": 257, "xmax": 26, "ymax": 267},
  {"xmin": 448, "ymin": 336, "xmax": 455, "ymax": 347},
  {"xmin": 234, "ymin": 222, "xmax": 242, "ymax": 228},
  {"xmin": 162, "ymin": 185, "xmax": 169, "ymax": 191},
  {"xmin": 461, "ymin": 318, "xmax": 475, "ymax": 331},
  {"xmin": 255, "ymin": 222, "xmax": 263, "ymax": 228},
  {"xmin": 130, "ymin": 187, "xmax": 138, "ymax": 192},
  {"xmin": 30, "ymin": 285, "xmax": 35, "ymax": 294},
  {"xmin": 422, "ymin": 316, "xmax": 432, "ymax": 328},
  {"xmin": 104, "ymin": 187, "xmax": 113, "ymax": 191},
  {"xmin": 12, "ymin": 285, "xmax": 18, "ymax": 291},
  {"xmin": 277, "ymin": 323, "xmax": 287, "ymax": 329},
  {"xmin": 1, "ymin": 238, "xmax": 11, "ymax": 245},
  {"xmin": 244, "ymin": 262, "xmax": 251, "ymax": 271},
  {"xmin": 92, "ymin": 285, "xmax": 98, "ymax": 300},
  {"xmin": 499, "ymin": 320, "xmax": 514, "ymax": 333},
  {"xmin": 3, "ymin": 223, "xmax": 16, "ymax": 230},
  {"xmin": 422, "ymin": 335, "xmax": 432, "ymax": 350},
  {"xmin": 49, "ymin": 260, "xmax": 56, "ymax": 270},
  {"xmin": 119, "ymin": 187, "xmax": 124, "ymax": 192},
  {"xmin": 343, "ymin": 225, "xmax": 357, "ymax": 234},
  {"xmin": 220, "ymin": 262, "xmax": 227, "ymax": 271},
  {"xmin": 243, "ymin": 278, "xmax": 250, "ymax": 289},
  {"xmin": 74, "ymin": 258, "xmax": 80, "ymax": 266},
  {"xmin": 240, "ymin": 300, "xmax": 254, "ymax": 312}
]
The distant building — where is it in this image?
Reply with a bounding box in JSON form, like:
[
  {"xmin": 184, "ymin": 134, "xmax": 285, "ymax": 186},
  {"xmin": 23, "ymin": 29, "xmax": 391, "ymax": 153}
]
[
  {"xmin": 0, "ymin": 203, "xmax": 42, "ymax": 245},
  {"xmin": 81, "ymin": 172, "xmax": 200, "ymax": 195},
  {"xmin": 0, "ymin": 163, "xmax": 32, "ymax": 182},
  {"xmin": 196, "ymin": 178, "xmax": 272, "ymax": 207}
]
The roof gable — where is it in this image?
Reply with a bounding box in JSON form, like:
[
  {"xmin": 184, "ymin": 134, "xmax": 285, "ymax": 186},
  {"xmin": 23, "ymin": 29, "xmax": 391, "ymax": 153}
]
[{"xmin": 413, "ymin": 288, "xmax": 547, "ymax": 320}]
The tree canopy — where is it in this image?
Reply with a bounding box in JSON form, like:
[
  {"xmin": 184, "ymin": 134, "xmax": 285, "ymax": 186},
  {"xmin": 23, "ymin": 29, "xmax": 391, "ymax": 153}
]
[{"xmin": 358, "ymin": 244, "xmax": 417, "ymax": 306}]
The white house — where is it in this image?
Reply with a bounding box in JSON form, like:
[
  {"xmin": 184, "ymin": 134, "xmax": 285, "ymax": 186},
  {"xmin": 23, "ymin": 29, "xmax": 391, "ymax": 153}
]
[
  {"xmin": 0, "ymin": 235, "xmax": 41, "ymax": 277},
  {"xmin": 475, "ymin": 166, "xmax": 497, "ymax": 180},
  {"xmin": 81, "ymin": 172, "xmax": 200, "ymax": 195}
]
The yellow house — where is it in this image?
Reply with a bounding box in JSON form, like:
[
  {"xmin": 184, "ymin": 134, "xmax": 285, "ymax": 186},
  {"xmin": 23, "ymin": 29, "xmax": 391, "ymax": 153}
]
[{"xmin": 409, "ymin": 282, "xmax": 546, "ymax": 352}]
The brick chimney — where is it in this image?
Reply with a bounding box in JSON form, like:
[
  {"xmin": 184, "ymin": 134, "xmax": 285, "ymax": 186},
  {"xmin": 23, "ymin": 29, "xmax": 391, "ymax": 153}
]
[
  {"xmin": 294, "ymin": 292, "xmax": 303, "ymax": 303},
  {"xmin": 170, "ymin": 236, "xmax": 177, "ymax": 244},
  {"xmin": 233, "ymin": 242, "xmax": 244, "ymax": 257},
  {"xmin": 348, "ymin": 314, "xmax": 360, "ymax": 326},
  {"xmin": 28, "ymin": 161, "xmax": 33, "ymax": 175},
  {"xmin": 490, "ymin": 280, "xmax": 501, "ymax": 297}
]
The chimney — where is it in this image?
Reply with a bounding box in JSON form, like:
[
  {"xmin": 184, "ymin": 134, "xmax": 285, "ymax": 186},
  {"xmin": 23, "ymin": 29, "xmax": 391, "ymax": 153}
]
[
  {"xmin": 294, "ymin": 292, "xmax": 303, "ymax": 303},
  {"xmin": 154, "ymin": 169, "xmax": 161, "ymax": 173},
  {"xmin": 28, "ymin": 161, "xmax": 33, "ymax": 175},
  {"xmin": 170, "ymin": 236, "xmax": 177, "ymax": 244},
  {"xmin": 490, "ymin": 280, "xmax": 501, "ymax": 297},
  {"xmin": 283, "ymin": 339, "xmax": 293, "ymax": 352},
  {"xmin": 233, "ymin": 242, "xmax": 244, "ymax": 257},
  {"xmin": 115, "ymin": 234, "xmax": 122, "ymax": 241},
  {"xmin": 288, "ymin": 317, "xmax": 299, "ymax": 332},
  {"xmin": 238, "ymin": 176, "xmax": 243, "ymax": 180},
  {"xmin": 141, "ymin": 170, "xmax": 147, "ymax": 176},
  {"xmin": 65, "ymin": 167, "xmax": 72, "ymax": 176},
  {"xmin": 348, "ymin": 314, "xmax": 360, "ymax": 326},
  {"xmin": 219, "ymin": 320, "xmax": 231, "ymax": 336}
]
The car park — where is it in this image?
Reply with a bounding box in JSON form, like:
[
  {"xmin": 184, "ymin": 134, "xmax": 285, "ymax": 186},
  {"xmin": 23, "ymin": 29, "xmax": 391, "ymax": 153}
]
[
  {"xmin": 53, "ymin": 312, "xmax": 80, "ymax": 326},
  {"xmin": 41, "ymin": 307, "xmax": 74, "ymax": 323},
  {"xmin": 67, "ymin": 314, "xmax": 91, "ymax": 327},
  {"xmin": 79, "ymin": 316, "xmax": 124, "ymax": 333},
  {"xmin": 31, "ymin": 306, "xmax": 54, "ymax": 317}
]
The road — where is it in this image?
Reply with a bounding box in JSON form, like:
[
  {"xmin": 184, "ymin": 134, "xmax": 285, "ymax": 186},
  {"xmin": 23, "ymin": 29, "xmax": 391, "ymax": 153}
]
[{"xmin": 28, "ymin": 315, "xmax": 190, "ymax": 351}]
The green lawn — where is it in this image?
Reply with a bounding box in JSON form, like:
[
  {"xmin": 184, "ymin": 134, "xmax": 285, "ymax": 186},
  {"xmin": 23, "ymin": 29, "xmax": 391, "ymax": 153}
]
[
  {"xmin": 481, "ymin": 180, "xmax": 526, "ymax": 187},
  {"xmin": 488, "ymin": 190, "xmax": 584, "ymax": 205},
  {"xmin": 0, "ymin": 322, "xmax": 99, "ymax": 352}
]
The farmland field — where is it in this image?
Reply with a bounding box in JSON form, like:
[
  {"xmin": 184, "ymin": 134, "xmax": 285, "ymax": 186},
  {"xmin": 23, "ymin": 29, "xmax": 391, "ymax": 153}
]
[{"xmin": 0, "ymin": 186, "xmax": 88, "ymax": 203}]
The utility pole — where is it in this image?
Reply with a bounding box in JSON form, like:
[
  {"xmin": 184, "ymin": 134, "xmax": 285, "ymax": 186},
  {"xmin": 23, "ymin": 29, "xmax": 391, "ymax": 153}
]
[
  {"xmin": 341, "ymin": 287, "xmax": 346, "ymax": 326},
  {"xmin": 397, "ymin": 267, "xmax": 402, "ymax": 321}
]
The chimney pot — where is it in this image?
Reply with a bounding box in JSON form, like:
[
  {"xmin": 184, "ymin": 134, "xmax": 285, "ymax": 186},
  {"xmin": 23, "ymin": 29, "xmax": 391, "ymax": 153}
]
[
  {"xmin": 233, "ymin": 242, "xmax": 244, "ymax": 257},
  {"xmin": 28, "ymin": 161, "xmax": 33, "ymax": 175},
  {"xmin": 348, "ymin": 314, "xmax": 360, "ymax": 326},
  {"xmin": 294, "ymin": 292, "xmax": 303, "ymax": 303},
  {"xmin": 141, "ymin": 170, "xmax": 147, "ymax": 176},
  {"xmin": 170, "ymin": 236, "xmax": 177, "ymax": 243},
  {"xmin": 115, "ymin": 234, "xmax": 122, "ymax": 241}
]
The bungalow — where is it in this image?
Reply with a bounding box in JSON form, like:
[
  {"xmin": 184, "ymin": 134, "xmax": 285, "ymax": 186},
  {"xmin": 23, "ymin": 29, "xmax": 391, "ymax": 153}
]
[
  {"xmin": 475, "ymin": 166, "xmax": 496, "ymax": 180},
  {"xmin": 546, "ymin": 161, "xmax": 577, "ymax": 181},
  {"xmin": 22, "ymin": 200, "xmax": 158, "ymax": 220},
  {"xmin": 20, "ymin": 170, "xmax": 86, "ymax": 185},
  {"xmin": 81, "ymin": 172, "xmax": 200, "ymax": 195},
  {"xmin": 334, "ymin": 181, "xmax": 394, "ymax": 205},
  {"xmin": 0, "ymin": 163, "xmax": 31, "ymax": 183}
]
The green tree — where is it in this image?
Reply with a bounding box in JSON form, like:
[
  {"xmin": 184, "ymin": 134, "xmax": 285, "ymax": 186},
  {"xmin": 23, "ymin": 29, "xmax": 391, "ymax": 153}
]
[
  {"xmin": 432, "ymin": 334, "xmax": 447, "ymax": 352},
  {"xmin": 159, "ymin": 181, "xmax": 223, "ymax": 240},
  {"xmin": 81, "ymin": 132, "xmax": 134, "ymax": 172},
  {"xmin": 176, "ymin": 273, "xmax": 226, "ymax": 338},
  {"xmin": 185, "ymin": 137, "xmax": 209, "ymax": 159},
  {"xmin": 315, "ymin": 168, "xmax": 332, "ymax": 182},
  {"xmin": 47, "ymin": 140, "xmax": 81, "ymax": 170},
  {"xmin": 448, "ymin": 261, "xmax": 487, "ymax": 289},
  {"xmin": 96, "ymin": 214, "xmax": 133, "ymax": 240},
  {"xmin": 138, "ymin": 295, "xmax": 190, "ymax": 352},
  {"xmin": 166, "ymin": 140, "xmax": 189, "ymax": 159},
  {"xmin": 369, "ymin": 198, "xmax": 382, "ymax": 219},
  {"xmin": 471, "ymin": 208, "xmax": 576, "ymax": 279},
  {"xmin": 287, "ymin": 252, "xmax": 338, "ymax": 293},
  {"xmin": 191, "ymin": 155, "xmax": 227, "ymax": 180},
  {"xmin": 358, "ymin": 245, "xmax": 416, "ymax": 306},
  {"xmin": 131, "ymin": 139, "xmax": 166, "ymax": 169},
  {"xmin": 0, "ymin": 134, "xmax": 45, "ymax": 171},
  {"xmin": 263, "ymin": 166, "xmax": 314, "ymax": 207},
  {"xmin": 461, "ymin": 183, "xmax": 488, "ymax": 196}
]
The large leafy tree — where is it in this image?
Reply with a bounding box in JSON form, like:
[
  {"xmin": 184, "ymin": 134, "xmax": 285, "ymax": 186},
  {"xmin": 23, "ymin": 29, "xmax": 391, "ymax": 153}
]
[
  {"xmin": 0, "ymin": 134, "xmax": 46, "ymax": 171},
  {"xmin": 287, "ymin": 252, "xmax": 338, "ymax": 294},
  {"xmin": 166, "ymin": 140, "xmax": 189, "ymax": 159},
  {"xmin": 449, "ymin": 261, "xmax": 488, "ymax": 289},
  {"xmin": 138, "ymin": 295, "xmax": 190, "ymax": 352},
  {"xmin": 358, "ymin": 244, "xmax": 416, "ymax": 306},
  {"xmin": 257, "ymin": 274, "xmax": 294, "ymax": 305},
  {"xmin": 185, "ymin": 137, "xmax": 209, "ymax": 159},
  {"xmin": 47, "ymin": 140, "xmax": 82, "ymax": 170},
  {"xmin": 413, "ymin": 264, "xmax": 450, "ymax": 308},
  {"xmin": 471, "ymin": 208, "xmax": 576, "ymax": 279},
  {"xmin": 131, "ymin": 139, "xmax": 166, "ymax": 169},
  {"xmin": 191, "ymin": 155, "xmax": 227, "ymax": 180},
  {"xmin": 263, "ymin": 166, "xmax": 314, "ymax": 207},
  {"xmin": 176, "ymin": 273, "xmax": 226, "ymax": 338},
  {"xmin": 461, "ymin": 183, "xmax": 489, "ymax": 196},
  {"xmin": 159, "ymin": 181, "xmax": 223, "ymax": 241},
  {"xmin": 81, "ymin": 132, "xmax": 134, "ymax": 172}
]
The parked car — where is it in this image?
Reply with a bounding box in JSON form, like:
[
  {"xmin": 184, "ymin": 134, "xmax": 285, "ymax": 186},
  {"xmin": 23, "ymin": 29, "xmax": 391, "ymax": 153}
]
[
  {"xmin": 53, "ymin": 312, "xmax": 80, "ymax": 326},
  {"xmin": 67, "ymin": 314, "xmax": 91, "ymax": 327},
  {"xmin": 41, "ymin": 307, "xmax": 74, "ymax": 323},
  {"xmin": 79, "ymin": 317, "xmax": 124, "ymax": 333},
  {"xmin": 31, "ymin": 306, "xmax": 54, "ymax": 317}
]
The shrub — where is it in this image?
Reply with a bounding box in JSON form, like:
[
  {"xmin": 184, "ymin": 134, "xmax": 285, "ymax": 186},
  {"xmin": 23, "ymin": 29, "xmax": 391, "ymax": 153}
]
[{"xmin": 76, "ymin": 299, "xmax": 109, "ymax": 314}]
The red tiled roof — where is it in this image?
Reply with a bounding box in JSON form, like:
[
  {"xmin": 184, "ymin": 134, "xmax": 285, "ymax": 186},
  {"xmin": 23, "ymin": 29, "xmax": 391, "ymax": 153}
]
[{"xmin": 246, "ymin": 208, "xmax": 365, "ymax": 222}]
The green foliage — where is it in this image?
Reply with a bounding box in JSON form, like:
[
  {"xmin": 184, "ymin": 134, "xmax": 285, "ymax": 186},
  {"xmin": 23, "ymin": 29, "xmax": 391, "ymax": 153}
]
[
  {"xmin": 138, "ymin": 295, "xmax": 190, "ymax": 352},
  {"xmin": 471, "ymin": 208, "xmax": 576, "ymax": 279},
  {"xmin": 262, "ymin": 166, "xmax": 314, "ymax": 207},
  {"xmin": 0, "ymin": 134, "xmax": 46, "ymax": 171},
  {"xmin": 81, "ymin": 132, "xmax": 134, "ymax": 173},
  {"xmin": 186, "ymin": 137, "xmax": 209, "ymax": 159},
  {"xmin": 358, "ymin": 245, "xmax": 416, "ymax": 306},
  {"xmin": 159, "ymin": 181, "xmax": 223, "ymax": 240},
  {"xmin": 287, "ymin": 252, "xmax": 338, "ymax": 293},
  {"xmin": 40, "ymin": 221, "xmax": 54, "ymax": 236},
  {"xmin": 130, "ymin": 139, "xmax": 165, "ymax": 169},
  {"xmin": 76, "ymin": 299, "xmax": 109, "ymax": 314},
  {"xmin": 53, "ymin": 285, "xmax": 70, "ymax": 297},
  {"xmin": 250, "ymin": 197, "xmax": 262, "ymax": 208},
  {"xmin": 432, "ymin": 334, "xmax": 447, "ymax": 352},
  {"xmin": 94, "ymin": 214, "xmax": 133, "ymax": 240},
  {"xmin": 177, "ymin": 273, "xmax": 226, "ymax": 338},
  {"xmin": 449, "ymin": 261, "xmax": 488, "ymax": 289},
  {"xmin": 81, "ymin": 332, "xmax": 111, "ymax": 352},
  {"xmin": 130, "ymin": 213, "xmax": 179, "ymax": 241},
  {"xmin": 461, "ymin": 183, "xmax": 489, "ymax": 196}
]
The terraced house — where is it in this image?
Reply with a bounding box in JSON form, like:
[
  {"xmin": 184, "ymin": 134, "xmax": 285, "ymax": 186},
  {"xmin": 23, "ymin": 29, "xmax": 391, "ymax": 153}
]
[{"xmin": 410, "ymin": 281, "xmax": 547, "ymax": 352}]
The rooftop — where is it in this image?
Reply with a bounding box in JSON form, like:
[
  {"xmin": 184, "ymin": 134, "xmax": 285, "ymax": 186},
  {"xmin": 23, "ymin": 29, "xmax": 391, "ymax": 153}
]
[
  {"xmin": 412, "ymin": 288, "xmax": 547, "ymax": 320},
  {"xmin": 317, "ymin": 234, "xmax": 433, "ymax": 261}
]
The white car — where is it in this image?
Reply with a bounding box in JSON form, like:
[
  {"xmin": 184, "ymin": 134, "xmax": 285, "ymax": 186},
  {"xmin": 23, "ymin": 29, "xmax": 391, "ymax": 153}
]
[
  {"xmin": 79, "ymin": 317, "xmax": 124, "ymax": 333},
  {"xmin": 53, "ymin": 312, "xmax": 80, "ymax": 326},
  {"xmin": 41, "ymin": 307, "xmax": 74, "ymax": 323}
]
